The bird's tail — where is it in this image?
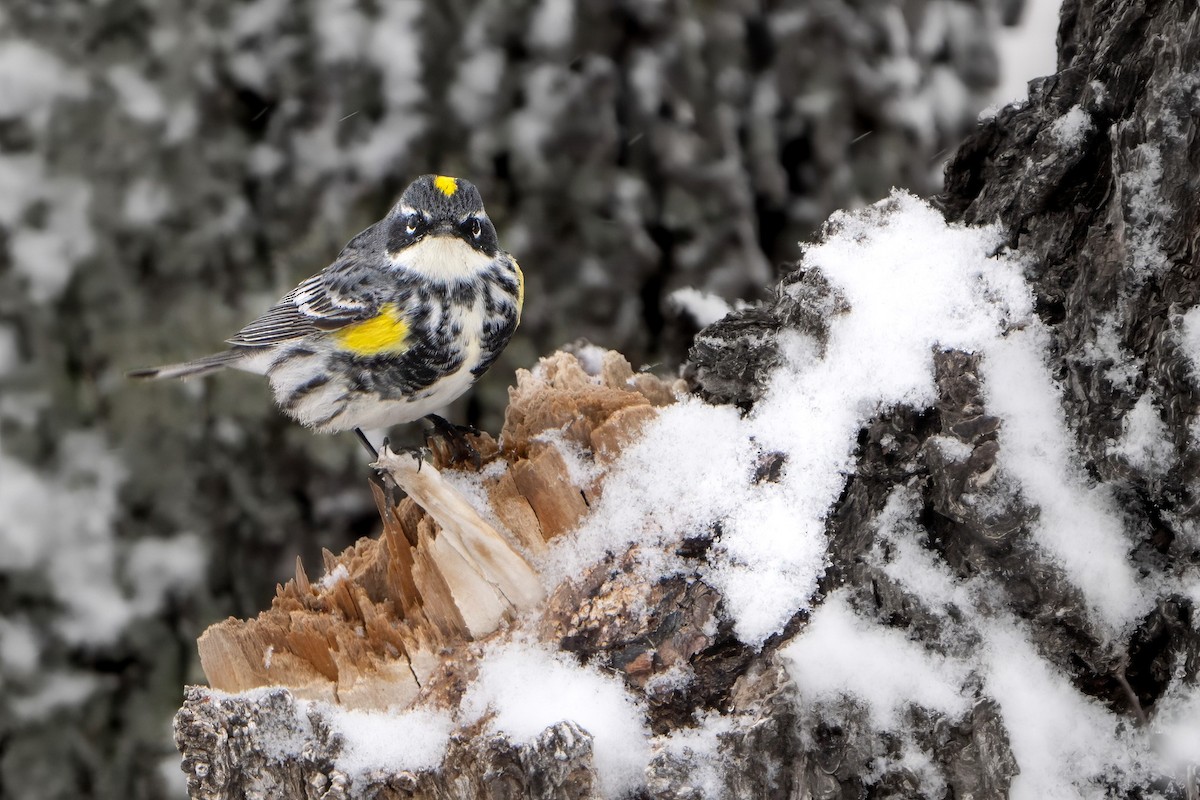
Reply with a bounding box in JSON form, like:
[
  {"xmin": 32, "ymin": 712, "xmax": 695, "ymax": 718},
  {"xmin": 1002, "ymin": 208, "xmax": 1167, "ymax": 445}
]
[{"xmin": 127, "ymin": 350, "xmax": 244, "ymax": 380}]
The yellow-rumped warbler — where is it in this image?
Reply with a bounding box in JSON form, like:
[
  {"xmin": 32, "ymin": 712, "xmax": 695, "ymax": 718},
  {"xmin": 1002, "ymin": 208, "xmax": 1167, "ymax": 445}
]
[{"xmin": 131, "ymin": 174, "xmax": 523, "ymax": 446}]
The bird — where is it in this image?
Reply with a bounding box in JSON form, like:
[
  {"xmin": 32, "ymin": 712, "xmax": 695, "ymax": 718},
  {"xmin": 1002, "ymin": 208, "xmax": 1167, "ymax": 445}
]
[{"xmin": 130, "ymin": 174, "xmax": 523, "ymax": 459}]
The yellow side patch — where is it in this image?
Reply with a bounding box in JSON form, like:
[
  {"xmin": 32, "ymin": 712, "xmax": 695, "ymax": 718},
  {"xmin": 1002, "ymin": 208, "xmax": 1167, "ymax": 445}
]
[
  {"xmin": 433, "ymin": 175, "xmax": 459, "ymax": 197},
  {"xmin": 514, "ymin": 259, "xmax": 525, "ymax": 325},
  {"xmin": 333, "ymin": 303, "xmax": 409, "ymax": 355}
]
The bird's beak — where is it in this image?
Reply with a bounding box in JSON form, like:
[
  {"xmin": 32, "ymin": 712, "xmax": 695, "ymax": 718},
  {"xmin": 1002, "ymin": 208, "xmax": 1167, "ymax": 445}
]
[{"xmin": 429, "ymin": 220, "xmax": 458, "ymax": 237}]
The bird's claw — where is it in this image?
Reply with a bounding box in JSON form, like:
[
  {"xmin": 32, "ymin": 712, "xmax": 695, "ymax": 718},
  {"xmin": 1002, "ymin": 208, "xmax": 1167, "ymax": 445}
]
[{"xmin": 424, "ymin": 414, "xmax": 483, "ymax": 470}]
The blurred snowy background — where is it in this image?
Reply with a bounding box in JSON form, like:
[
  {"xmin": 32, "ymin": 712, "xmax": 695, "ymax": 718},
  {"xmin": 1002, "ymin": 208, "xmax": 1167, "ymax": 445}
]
[{"xmin": 0, "ymin": 0, "xmax": 1059, "ymax": 797}]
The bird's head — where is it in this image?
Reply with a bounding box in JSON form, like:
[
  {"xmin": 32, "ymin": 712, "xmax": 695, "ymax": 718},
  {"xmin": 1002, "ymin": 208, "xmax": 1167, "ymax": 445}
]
[{"xmin": 384, "ymin": 175, "xmax": 501, "ymax": 280}]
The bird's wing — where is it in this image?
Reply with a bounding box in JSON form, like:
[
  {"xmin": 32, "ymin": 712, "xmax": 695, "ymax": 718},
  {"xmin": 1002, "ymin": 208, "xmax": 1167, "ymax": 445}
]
[{"xmin": 226, "ymin": 249, "xmax": 385, "ymax": 348}]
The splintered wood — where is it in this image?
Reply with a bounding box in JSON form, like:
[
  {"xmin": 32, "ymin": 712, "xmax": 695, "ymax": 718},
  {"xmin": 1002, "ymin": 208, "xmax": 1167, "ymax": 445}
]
[{"xmin": 197, "ymin": 349, "xmax": 682, "ymax": 709}]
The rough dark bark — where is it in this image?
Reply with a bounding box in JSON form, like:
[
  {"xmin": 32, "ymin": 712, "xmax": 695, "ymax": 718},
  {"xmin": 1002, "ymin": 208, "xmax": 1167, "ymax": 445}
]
[{"xmin": 683, "ymin": 0, "xmax": 1200, "ymax": 795}]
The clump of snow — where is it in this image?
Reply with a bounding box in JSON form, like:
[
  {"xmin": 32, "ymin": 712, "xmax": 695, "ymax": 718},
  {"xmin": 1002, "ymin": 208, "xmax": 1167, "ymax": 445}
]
[
  {"xmin": 315, "ymin": 0, "xmax": 369, "ymax": 63},
  {"xmin": 667, "ymin": 287, "xmax": 737, "ymax": 328},
  {"xmin": 326, "ymin": 705, "xmax": 454, "ymax": 779},
  {"xmin": 565, "ymin": 341, "xmax": 612, "ymax": 377},
  {"xmin": 0, "ymin": 323, "xmax": 17, "ymax": 375},
  {"xmin": 460, "ymin": 639, "xmax": 650, "ymax": 798},
  {"xmin": 0, "ymin": 617, "xmax": 41, "ymax": 675},
  {"xmin": 1109, "ymin": 392, "xmax": 1174, "ymax": 476},
  {"xmin": 870, "ymin": 486, "xmax": 974, "ymax": 621},
  {"xmin": 1049, "ymin": 104, "xmax": 1093, "ymax": 146},
  {"xmin": 0, "ymin": 160, "xmax": 96, "ymax": 303},
  {"xmin": 317, "ymin": 563, "xmax": 350, "ymax": 591},
  {"xmin": 782, "ymin": 592, "xmax": 970, "ymax": 729},
  {"xmin": 127, "ymin": 533, "xmax": 207, "ymax": 616}
]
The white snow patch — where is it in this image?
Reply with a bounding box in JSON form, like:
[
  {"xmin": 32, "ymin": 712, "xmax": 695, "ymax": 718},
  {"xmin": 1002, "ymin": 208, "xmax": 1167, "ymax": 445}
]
[
  {"xmin": 354, "ymin": 1, "xmax": 425, "ymax": 173},
  {"xmin": 550, "ymin": 191, "xmax": 1035, "ymax": 646},
  {"xmin": 667, "ymin": 287, "xmax": 735, "ymax": 328},
  {"xmin": 651, "ymin": 713, "xmax": 736, "ymax": 799},
  {"xmin": 1179, "ymin": 306, "xmax": 1200, "ymax": 387},
  {"xmin": 1109, "ymin": 392, "xmax": 1174, "ymax": 476},
  {"xmin": 984, "ymin": 623, "xmax": 1146, "ymax": 798},
  {"xmin": 1085, "ymin": 312, "xmax": 1139, "ymax": 389},
  {"xmin": 1049, "ymin": 104, "xmax": 1093, "ymax": 146},
  {"xmin": 1120, "ymin": 142, "xmax": 1170, "ymax": 277},
  {"xmin": 1153, "ymin": 681, "xmax": 1200, "ymax": 773},
  {"xmin": 318, "ymin": 563, "xmax": 350, "ymax": 591},
  {"xmin": 782, "ymin": 592, "xmax": 970, "ymax": 729},
  {"xmin": 530, "ymin": 429, "xmax": 603, "ymax": 489},
  {"xmin": 461, "ymin": 640, "xmax": 650, "ymax": 798},
  {"xmin": 983, "ymin": 329, "xmax": 1148, "ymax": 632},
  {"xmin": 326, "ymin": 705, "xmax": 454, "ymax": 779},
  {"xmin": 872, "ymin": 486, "xmax": 973, "ymax": 618}
]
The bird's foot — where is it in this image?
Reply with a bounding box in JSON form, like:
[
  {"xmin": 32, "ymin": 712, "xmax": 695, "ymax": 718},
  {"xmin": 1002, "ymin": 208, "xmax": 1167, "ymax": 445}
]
[
  {"xmin": 355, "ymin": 430, "xmax": 428, "ymax": 505},
  {"xmin": 423, "ymin": 414, "xmax": 482, "ymax": 470}
]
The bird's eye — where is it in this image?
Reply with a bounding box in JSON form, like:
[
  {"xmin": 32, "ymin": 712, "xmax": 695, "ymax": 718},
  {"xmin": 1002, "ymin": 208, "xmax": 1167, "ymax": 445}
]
[
  {"xmin": 470, "ymin": 218, "xmax": 482, "ymax": 238},
  {"xmin": 406, "ymin": 215, "xmax": 421, "ymax": 234}
]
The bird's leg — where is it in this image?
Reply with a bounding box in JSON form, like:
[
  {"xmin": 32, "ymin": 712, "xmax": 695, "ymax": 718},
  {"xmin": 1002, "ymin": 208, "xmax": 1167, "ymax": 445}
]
[
  {"xmin": 423, "ymin": 413, "xmax": 482, "ymax": 469},
  {"xmin": 354, "ymin": 429, "xmax": 413, "ymax": 504},
  {"xmin": 354, "ymin": 427, "xmax": 378, "ymax": 459}
]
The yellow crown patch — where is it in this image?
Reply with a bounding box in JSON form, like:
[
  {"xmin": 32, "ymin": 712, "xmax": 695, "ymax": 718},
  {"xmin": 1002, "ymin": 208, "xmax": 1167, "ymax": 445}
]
[{"xmin": 433, "ymin": 175, "xmax": 459, "ymax": 197}]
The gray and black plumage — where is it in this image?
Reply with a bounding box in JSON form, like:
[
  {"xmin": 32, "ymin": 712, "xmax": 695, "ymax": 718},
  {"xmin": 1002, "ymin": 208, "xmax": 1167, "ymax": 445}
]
[{"xmin": 130, "ymin": 174, "xmax": 524, "ymax": 436}]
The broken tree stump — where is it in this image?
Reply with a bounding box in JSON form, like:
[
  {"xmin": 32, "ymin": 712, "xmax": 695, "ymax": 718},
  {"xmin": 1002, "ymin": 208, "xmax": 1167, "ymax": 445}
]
[{"xmin": 188, "ymin": 349, "xmax": 682, "ymax": 713}]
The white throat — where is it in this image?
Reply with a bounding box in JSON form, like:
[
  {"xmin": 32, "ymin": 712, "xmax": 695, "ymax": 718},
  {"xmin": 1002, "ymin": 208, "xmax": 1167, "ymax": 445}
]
[{"xmin": 390, "ymin": 235, "xmax": 494, "ymax": 281}]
